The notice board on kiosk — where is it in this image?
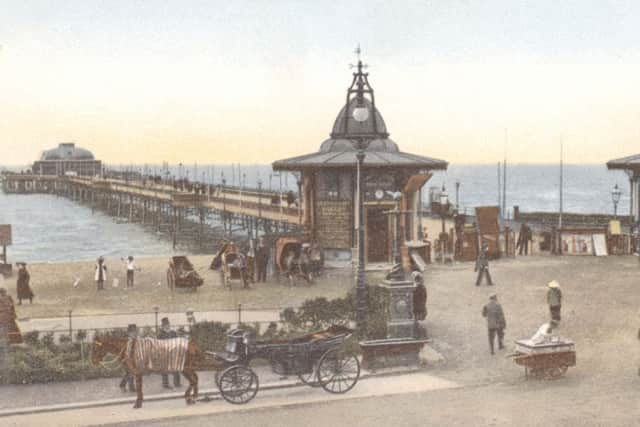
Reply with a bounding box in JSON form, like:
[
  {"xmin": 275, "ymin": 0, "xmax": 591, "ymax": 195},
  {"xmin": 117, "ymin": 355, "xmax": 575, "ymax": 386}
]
[{"xmin": 474, "ymin": 206, "xmax": 501, "ymax": 259}]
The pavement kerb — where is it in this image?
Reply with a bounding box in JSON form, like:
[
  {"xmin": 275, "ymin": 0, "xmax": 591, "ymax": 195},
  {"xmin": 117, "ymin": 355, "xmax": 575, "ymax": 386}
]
[{"xmin": 0, "ymin": 365, "xmax": 425, "ymax": 418}]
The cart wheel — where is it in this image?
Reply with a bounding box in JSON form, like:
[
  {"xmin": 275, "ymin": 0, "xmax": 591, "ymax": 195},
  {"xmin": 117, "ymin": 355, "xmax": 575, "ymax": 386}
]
[
  {"xmin": 297, "ymin": 365, "xmax": 321, "ymax": 388},
  {"xmin": 545, "ymin": 365, "xmax": 568, "ymax": 379},
  {"xmin": 218, "ymin": 365, "xmax": 259, "ymax": 404},
  {"xmin": 166, "ymin": 269, "xmax": 174, "ymax": 291},
  {"xmin": 317, "ymin": 348, "xmax": 360, "ymax": 394}
]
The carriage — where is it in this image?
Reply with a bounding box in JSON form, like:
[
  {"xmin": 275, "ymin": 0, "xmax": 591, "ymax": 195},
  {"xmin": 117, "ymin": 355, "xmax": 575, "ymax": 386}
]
[
  {"xmin": 210, "ymin": 241, "xmax": 249, "ymax": 289},
  {"xmin": 166, "ymin": 256, "xmax": 204, "ymax": 291},
  {"xmin": 275, "ymin": 236, "xmax": 322, "ymax": 285},
  {"xmin": 209, "ymin": 324, "xmax": 360, "ymax": 404}
]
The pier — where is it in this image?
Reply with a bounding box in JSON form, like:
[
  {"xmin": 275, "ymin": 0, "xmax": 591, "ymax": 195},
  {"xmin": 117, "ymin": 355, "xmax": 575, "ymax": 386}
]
[{"xmin": 0, "ymin": 173, "xmax": 302, "ymax": 250}]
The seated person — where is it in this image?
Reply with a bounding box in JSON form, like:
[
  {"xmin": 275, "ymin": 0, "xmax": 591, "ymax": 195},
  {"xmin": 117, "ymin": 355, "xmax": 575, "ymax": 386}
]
[{"xmin": 530, "ymin": 320, "xmax": 559, "ymax": 345}]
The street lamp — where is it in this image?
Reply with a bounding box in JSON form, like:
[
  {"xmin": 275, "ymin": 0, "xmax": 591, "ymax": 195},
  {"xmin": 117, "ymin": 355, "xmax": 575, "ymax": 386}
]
[
  {"xmin": 352, "ymin": 101, "xmax": 371, "ymax": 332},
  {"xmin": 611, "ymin": 183, "xmax": 622, "ymax": 218},
  {"xmin": 439, "ymin": 185, "xmax": 449, "ymax": 263}
]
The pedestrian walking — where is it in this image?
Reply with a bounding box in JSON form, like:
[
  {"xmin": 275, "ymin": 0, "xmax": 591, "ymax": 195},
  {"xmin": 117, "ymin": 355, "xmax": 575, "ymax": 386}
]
[
  {"xmin": 246, "ymin": 241, "xmax": 256, "ymax": 284},
  {"xmin": 95, "ymin": 257, "xmax": 107, "ymax": 291},
  {"xmin": 16, "ymin": 262, "xmax": 34, "ymax": 305},
  {"xmin": 122, "ymin": 256, "xmax": 138, "ymax": 288},
  {"xmin": 475, "ymin": 243, "xmax": 494, "ymax": 286},
  {"xmin": 547, "ymin": 280, "xmax": 562, "ymax": 322},
  {"xmin": 412, "ymin": 271, "xmax": 427, "ymax": 338},
  {"xmin": 255, "ymin": 237, "xmax": 270, "ymax": 283},
  {"xmin": 158, "ymin": 317, "xmax": 181, "ymax": 389},
  {"xmin": 516, "ymin": 223, "xmax": 532, "ymax": 256},
  {"xmin": 482, "ymin": 294, "xmax": 506, "ymax": 355}
]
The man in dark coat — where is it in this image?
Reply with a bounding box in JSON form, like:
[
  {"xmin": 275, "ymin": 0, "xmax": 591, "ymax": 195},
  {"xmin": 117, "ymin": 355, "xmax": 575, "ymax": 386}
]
[
  {"xmin": 158, "ymin": 317, "xmax": 181, "ymax": 388},
  {"xmin": 482, "ymin": 294, "xmax": 506, "ymax": 355},
  {"xmin": 547, "ymin": 280, "xmax": 562, "ymax": 322},
  {"xmin": 255, "ymin": 237, "xmax": 270, "ymax": 283},
  {"xmin": 475, "ymin": 243, "xmax": 494, "ymax": 286},
  {"xmin": 412, "ymin": 271, "xmax": 427, "ymax": 321},
  {"xmin": 516, "ymin": 223, "xmax": 532, "ymax": 255},
  {"xmin": 16, "ymin": 262, "xmax": 34, "ymax": 305}
]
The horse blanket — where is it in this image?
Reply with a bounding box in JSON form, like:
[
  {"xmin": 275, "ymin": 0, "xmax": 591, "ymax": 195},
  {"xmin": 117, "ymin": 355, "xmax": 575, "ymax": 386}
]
[{"xmin": 127, "ymin": 337, "xmax": 189, "ymax": 373}]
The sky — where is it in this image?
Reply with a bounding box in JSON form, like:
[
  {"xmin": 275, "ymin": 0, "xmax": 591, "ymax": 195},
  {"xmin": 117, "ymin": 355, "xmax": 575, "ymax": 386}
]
[{"xmin": 1, "ymin": 0, "xmax": 640, "ymax": 166}]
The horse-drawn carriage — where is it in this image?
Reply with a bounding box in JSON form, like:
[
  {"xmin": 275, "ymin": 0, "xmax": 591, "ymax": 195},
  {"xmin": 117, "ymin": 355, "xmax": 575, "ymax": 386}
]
[
  {"xmin": 210, "ymin": 241, "xmax": 249, "ymax": 289},
  {"xmin": 275, "ymin": 237, "xmax": 323, "ymax": 285},
  {"xmin": 166, "ymin": 256, "xmax": 204, "ymax": 291},
  {"xmin": 210, "ymin": 324, "xmax": 360, "ymax": 404}
]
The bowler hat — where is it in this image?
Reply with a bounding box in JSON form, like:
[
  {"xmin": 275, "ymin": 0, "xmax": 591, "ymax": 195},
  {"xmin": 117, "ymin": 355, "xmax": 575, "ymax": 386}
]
[
  {"xmin": 161, "ymin": 317, "xmax": 170, "ymax": 325},
  {"xmin": 489, "ymin": 293, "xmax": 497, "ymax": 300}
]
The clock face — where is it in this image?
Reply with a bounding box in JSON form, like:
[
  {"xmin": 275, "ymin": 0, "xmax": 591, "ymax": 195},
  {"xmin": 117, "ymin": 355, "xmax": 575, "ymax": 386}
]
[{"xmin": 375, "ymin": 189, "xmax": 384, "ymax": 200}]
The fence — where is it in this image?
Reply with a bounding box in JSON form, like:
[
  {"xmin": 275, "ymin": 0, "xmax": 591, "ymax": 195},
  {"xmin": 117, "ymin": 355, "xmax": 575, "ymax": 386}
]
[{"xmin": 0, "ymin": 305, "xmax": 285, "ymax": 385}]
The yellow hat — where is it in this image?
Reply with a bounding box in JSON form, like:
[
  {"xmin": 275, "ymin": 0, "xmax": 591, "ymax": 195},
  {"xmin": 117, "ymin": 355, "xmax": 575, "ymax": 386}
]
[{"xmin": 547, "ymin": 280, "xmax": 560, "ymax": 288}]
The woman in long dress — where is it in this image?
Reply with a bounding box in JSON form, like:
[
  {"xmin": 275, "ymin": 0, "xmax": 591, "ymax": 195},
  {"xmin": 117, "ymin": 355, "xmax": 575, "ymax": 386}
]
[{"xmin": 16, "ymin": 262, "xmax": 34, "ymax": 305}]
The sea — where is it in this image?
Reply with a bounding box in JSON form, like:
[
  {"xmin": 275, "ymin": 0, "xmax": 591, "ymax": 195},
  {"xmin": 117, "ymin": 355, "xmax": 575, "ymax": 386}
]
[{"xmin": 0, "ymin": 163, "xmax": 630, "ymax": 264}]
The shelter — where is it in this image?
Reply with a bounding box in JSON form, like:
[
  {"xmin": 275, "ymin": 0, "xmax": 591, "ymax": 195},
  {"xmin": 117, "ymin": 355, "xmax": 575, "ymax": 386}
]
[
  {"xmin": 273, "ymin": 60, "xmax": 447, "ymax": 263},
  {"xmin": 32, "ymin": 143, "xmax": 101, "ymax": 177},
  {"xmin": 606, "ymin": 154, "xmax": 640, "ymax": 222}
]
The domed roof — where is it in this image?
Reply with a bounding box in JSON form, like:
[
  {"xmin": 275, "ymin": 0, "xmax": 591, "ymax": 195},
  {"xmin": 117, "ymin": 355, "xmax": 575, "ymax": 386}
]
[
  {"xmin": 40, "ymin": 143, "xmax": 95, "ymax": 161},
  {"xmin": 330, "ymin": 98, "xmax": 388, "ymax": 139}
]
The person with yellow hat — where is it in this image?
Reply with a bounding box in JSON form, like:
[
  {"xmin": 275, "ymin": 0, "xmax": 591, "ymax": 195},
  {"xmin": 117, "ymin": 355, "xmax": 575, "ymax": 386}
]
[{"xmin": 547, "ymin": 280, "xmax": 562, "ymax": 322}]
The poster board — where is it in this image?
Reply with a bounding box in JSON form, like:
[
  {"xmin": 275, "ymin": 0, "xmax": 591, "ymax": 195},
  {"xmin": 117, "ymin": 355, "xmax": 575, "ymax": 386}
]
[
  {"xmin": 560, "ymin": 233, "xmax": 594, "ymax": 255},
  {"xmin": 0, "ymin": 225, "xmax": 12, "ymax": 246},
  {"xmin": 592, "ymin": 234, "xmax": 608, "ymax": 256}
]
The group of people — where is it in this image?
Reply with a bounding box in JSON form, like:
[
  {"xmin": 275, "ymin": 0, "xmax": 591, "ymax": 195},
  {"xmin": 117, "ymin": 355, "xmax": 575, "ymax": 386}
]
[
  {"xmin": 481, "ymin": 280, "xmax": 563, "ymax": 354},
  {"xmin": 94, "ymin": 255, "xmax": 139, "ymax": 291}
]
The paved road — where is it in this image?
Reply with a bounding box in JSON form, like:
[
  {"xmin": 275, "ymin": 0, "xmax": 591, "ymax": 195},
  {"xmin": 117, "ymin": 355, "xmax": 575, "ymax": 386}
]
[
  {"xmin": 111, "ymin": 375, "xmax": 640, "ymax": 427},
  {"xmin": 0, "ymin": 371, "xmax": 460, "ymax": 426}
]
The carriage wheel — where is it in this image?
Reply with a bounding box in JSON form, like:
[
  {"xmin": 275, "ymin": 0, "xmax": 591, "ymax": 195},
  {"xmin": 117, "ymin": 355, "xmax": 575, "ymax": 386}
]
[
  {"xmin": 544, "ymin": 365, "xmax": 568, "ymax": 379},
  {"xmin": 166, "ymin": 269, "xmax": 175, "ymax": 291},
  {"xmin": 297, "ymin": 364, "xmax": 322, "ymax": 388},
  {"xmin": 218, "ymin": 365, "xmax": 259, "ymax": 404},
  {"xmin": 317, "ymin": 348, "xmax": 360, "ymax": 394}
]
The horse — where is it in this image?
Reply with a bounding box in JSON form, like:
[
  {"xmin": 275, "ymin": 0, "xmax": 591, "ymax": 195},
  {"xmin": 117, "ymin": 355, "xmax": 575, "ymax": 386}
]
[
  {"xmin": 92, "ymin": 334, "xmax": 222, "ymax": 409},
  {"xmin": 284, "ymin": 250, "xmax": 312, "ymax": 285}
]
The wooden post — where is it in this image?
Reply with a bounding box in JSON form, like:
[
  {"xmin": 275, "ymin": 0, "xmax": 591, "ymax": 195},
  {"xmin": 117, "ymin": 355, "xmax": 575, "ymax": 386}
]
[{"xmin": 129, "ymin": 195, "xmax": 133, "ymax": 222}]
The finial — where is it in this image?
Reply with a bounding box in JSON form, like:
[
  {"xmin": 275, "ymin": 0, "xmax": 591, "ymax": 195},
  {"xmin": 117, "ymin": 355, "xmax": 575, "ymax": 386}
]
[{"xmin": 349, "ymin": 43, "xmax": 368, "ymax": 71}]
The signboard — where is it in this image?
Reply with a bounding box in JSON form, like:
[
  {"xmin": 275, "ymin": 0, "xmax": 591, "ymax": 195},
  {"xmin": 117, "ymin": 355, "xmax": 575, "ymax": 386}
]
[{"xmin": 0, "ymin": 225, "xmax": 11, "ymax": 246}]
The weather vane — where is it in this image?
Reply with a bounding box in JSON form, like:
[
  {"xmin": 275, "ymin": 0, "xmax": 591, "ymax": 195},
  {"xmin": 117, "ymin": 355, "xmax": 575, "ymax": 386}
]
[{"xmin": 349, "ymin": 43, "xmax": 368, "ymax": 70}]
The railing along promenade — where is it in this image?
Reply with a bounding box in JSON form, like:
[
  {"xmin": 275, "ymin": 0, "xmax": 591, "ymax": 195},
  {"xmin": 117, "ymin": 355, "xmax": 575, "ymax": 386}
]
[{"xmin": 1, "ymin": 173, "xmax": 302, "ymax": 232}]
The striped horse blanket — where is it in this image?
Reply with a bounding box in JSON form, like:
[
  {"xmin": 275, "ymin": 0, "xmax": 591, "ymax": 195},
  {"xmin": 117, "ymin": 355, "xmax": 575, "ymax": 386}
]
[{"xmin": 127, "ymin": 337, "xmax": 189, "ymax": 373}]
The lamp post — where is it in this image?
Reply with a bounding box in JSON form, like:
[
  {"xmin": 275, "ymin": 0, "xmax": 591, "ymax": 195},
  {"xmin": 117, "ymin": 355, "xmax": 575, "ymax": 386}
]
[
  {"xmin": 611, "ymin": 183, "xmax": 622, "ymax": 218},
  {"xmin": 455, "ymin": 180, "xmax": 460, "ymax": 213},
  {"xmin": 352, "ymin": 108, "xmax": 370, "ymax": 332},
  {"xmin": 439, "ymin": 185, "xmax": 449, "ymax": 263}
]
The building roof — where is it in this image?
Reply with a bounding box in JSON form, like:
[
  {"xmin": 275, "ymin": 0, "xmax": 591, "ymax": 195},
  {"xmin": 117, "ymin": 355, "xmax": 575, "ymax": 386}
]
[
  {"xmin": 607, "ymin": 153, "xmax": 640, "ymax": 171},
  {"xmin": 39, "ymin": 143, "xmax": 95, "ymax": 161},
  {"xmin": 272, "ymin": 147, "xmax": 448, "ymax": 170},
  {"xmin": 273, "ymin": 67, "xmax": 447, "ymax": 171}
]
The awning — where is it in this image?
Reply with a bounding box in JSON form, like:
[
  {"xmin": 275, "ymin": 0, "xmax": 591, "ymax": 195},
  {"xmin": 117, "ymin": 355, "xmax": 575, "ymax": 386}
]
[{"xmin": 403, "ymin": 173, "xmax": 432, "ymax": 193}]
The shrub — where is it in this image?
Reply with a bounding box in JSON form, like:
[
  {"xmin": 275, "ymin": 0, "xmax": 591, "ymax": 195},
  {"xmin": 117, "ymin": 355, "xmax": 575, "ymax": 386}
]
[{"xmin": 189, "ymin": 321, "xmax": 230, "ymax": 352}]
